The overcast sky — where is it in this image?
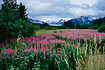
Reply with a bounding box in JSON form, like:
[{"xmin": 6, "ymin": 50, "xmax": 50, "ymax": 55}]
[{"xmin": 0, "ymin": 0, "xmax": 105, "ymax": 21}]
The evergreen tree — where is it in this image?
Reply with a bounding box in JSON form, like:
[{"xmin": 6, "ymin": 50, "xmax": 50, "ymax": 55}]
[
  {"xmin": 18, "ymin": 2, "xmax": 27, "ymax": 20},
  {"xmin": 43, "ymin": 23, "xmax": 48, "ymax": 26},
  {"xmin": 76, "ymin": 24, "xmax": 81, "ymax": 29},
  {"xmin": 69, "ymin": 21, "xmax": 72, "ymax": 28},
  {"xmin": 98, "ymin": 17, "xmax": 102, "ymax": 26},
  {"xmin": 92, "ymin": 17, "xmax": 102, "ymax": 27},
  {"xmin": 1, "ymin": 0, "xmax": 19, "ymax": 23},
  {"xmin": 0, "ymin": 0, "xmax": 38, "ymax": 41},
  {"xmin": 72, "ymin": 22, "xmax": 75, "ymax": 28},
  {"xmin": 2, "ymin": 0, "xmax": 17, "ymax": 10},
  {"xmin": 64, "ymin": 21, "xmax": 68, "ymax": 28}
]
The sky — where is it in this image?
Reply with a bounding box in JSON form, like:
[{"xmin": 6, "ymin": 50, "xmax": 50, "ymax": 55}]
[{"xmin": 0, "ymin": 0, "xmax": 105, "ymax": 22}]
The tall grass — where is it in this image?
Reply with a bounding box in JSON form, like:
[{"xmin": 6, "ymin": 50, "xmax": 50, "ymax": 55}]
[{"xmin": 62, "ymin": 35, "xmax": 105, "ymax": 70}]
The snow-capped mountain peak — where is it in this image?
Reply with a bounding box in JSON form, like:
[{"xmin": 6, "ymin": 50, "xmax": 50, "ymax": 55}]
[
  {"xmin": 27, "ymin": 18, "xmax": 45, "ymax": 25},
  {"xmin": 58, "ymin": 19, "xmax": 66, "ymax": 23},
  {"xmin": 70, "ymin": 16, "xmax": 94, "ymax": 25},
  {"xmin": 47, "ymin": 19, "xmax": 65, "ymax": 26}
]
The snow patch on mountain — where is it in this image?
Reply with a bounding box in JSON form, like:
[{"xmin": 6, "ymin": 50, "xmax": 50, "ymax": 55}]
[
  {"xmin": 27, "ymin": 18, "xmax": 45, "ymax": 24},
  {"xmin": 47, "ymin": 19, "xmax": 66, "ymax": 26}
]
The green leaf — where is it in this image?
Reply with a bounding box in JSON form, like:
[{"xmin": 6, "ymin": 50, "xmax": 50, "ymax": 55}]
[
  {"xmin": 20, "ymin": 43, "xmax": 26, "ymax": 48},
  {"xmin": 17, "ymin": 38, "xmax": 21, "ymax": 45}
]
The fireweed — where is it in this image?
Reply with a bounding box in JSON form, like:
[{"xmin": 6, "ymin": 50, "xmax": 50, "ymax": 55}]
[{"xmin": 0, "ymin": 29, "xmax": 105, "ymax": 70}]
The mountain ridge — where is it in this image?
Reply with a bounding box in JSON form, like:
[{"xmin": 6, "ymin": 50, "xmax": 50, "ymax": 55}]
[
  {"xmin": 27, "ymin": 16, "xmax": 97, "ymax": 26},
  {"xmin": 69, "ymin": 16, "xmax": 94, "ymax": 25}
]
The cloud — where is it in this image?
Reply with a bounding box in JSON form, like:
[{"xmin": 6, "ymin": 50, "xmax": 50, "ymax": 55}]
[
  {"xmin": 95, "ymin": 0, "xmax": 105, "ymax": 11},
  {"xmin": 70, "ymin": 0, "xmax": 97, "ymax": 6},
  {"xmin": 1, "ymin": 0, "xmax": 105, "ymax": 21},
  {"xmin": 34, "ymin": 16, "xmax": 71, "ymax": 22},
  {"xmin": 69, "ymin": 8, "xmax": 96, "ymax": 17}
]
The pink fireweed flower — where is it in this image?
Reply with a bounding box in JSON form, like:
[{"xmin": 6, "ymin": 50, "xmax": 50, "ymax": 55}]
[
  {"xmin": 46, "ymin": 42, "xmax": 49, "ymax": 45},
  {"xmin": 61, "ymin": 56, "xmax": 62, "ymax": 59},
  {"xmin": 20, "ymin": 46, "xmax": 23, "ymax": 48},
  {"xmin": 36, "ymin": 56, "xmax": 38, "ymax": 60},
  {"xmin": 50, "ymin": 47, "xmax": 52, "ymax": 51},
  {"xmin": 1, "ymin": 51, "xmax": 5, "ymax": 54},
  {"xmin": 57, "ymin": 56, "xmax": 60, "ymax": 59},
  {"xmin": 23, "ymin": 53, "xmax": 25, "ymax": 56},
  {"xmin": 43, "ymin": 50, "xmax": 45, "ymax": 55},
  {"xmin": 15, "ymin": 50, "xmax": 17, "ymax": 53},
  {"xmin": 6, "ymin": 44, "xmax": 8, "ymax": 47},
  {"xmin": 47, "ymin": 53, "xmax": 48, "ymax": 55},
  {"xmin": 1, "ymin": 43, "xmax": 4, "ymax": 46},
  {"xmin": 1, "ymin": 43, "xmax": 5, "ymax": 48},
  {"xmin": 53, "ymin": 50, "xmax": 56, "ymax": 54},
  {"xmin": 11, "ymin": 56, "xmax": 14, "ymax": 58},
  {"xmin": 60, "ymin": 50, "xmax": 62, "ymax": 53},
  {"xmin": 54, "ymin": 61, "xmax": 57, "ymax": 64},
  {"xmin": 34, "ymin": 45, "xmax": 36, "ymax": 48},
  {"xmin": 41, "ymin": 46, "xmax": 43, "ymax": 51},
  {"xmin": 65, "ymin": 54, "xmax": 67, "ymax": 57},
  {"xmin": 68, "ymin": 44, "xmax": 70, "ymax": 49},
  {"xmin": 50, "ymin": 54, "xmax": 52, "ymax": 58},
  {"xmin": 47, "ymin": 50, "xmax": 48, "ymax": 55},
  {"xmin": 30, "ymin": 47, "xmax": 34, "ymax": 50},
  {"xmin": 24, "ymin": 49, "xmax": 30, "ymax": 52},
  {"xmin": 2, "ymin": 46, "xmax": 5, "ymax": 49},
  {"xmin": 27, "ymin": 55, "xmax": 29, "ymax": 57},
  {"xmin": 68, "ymin": 46, "xmax": 70, "ymax": 49},
  {"xmin": 43, "ymin": 56, "xmax": 46, "ymax": 59},
  {"xmin": 5, "ymin": 55, "xmax": 8, "ymax": 60},
  {"xmin": 25, "ymin": 63, "xmax": 28, "ymax": 66},
  {"xmin": 36, "ymin": 51, "xmax": 38, "ymax": 56},
  {"xmin": 24, "ymin": 49, "xmax": 27, "ymax": 52},
  {"xmin": 67, "ymin": 57, "xmax": 69, "ymax": 59},
  {"xmin": 39, "ymin": 60, "xmax": 40, "ymax": 63},
  {"xmin": 57, "ymin": 50, "xmax": 59, "ymax": 54},
  {"xmin": 41, "ymin": 44, "xmax": 43, "ymax": 47},
  {"xmin": 34, "ymin": 48, "xmax": 36, "ymax": 52},
  {"xmin": 43, "ymin": 50, "xmax": 46, "ymax": 59},
  {"xmin": 7, "ymin": 49, "xmax": 14, "ymax": 54},
  {"xmin": 46, "ymin": 46, "xmax": 48, "ymax": 50},
  {"xmin": 75, "ymin": 45, "xmax": 78, "ymax": 48}
]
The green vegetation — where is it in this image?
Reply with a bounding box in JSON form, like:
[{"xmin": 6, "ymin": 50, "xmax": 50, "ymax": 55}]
[
  {"xmin": 0, "ymin": 0, "xmax": 38, "ymax": 41},
  {"xmin": 64, "ymin": 21, "xmax": 75, "ymax": 29},
  {"xmin": 0, "ymin": 30, "xmax": 105, "ymax": 70},
  {"xmin": 0, "ymin": 0, "xmax": 105, "ymax": 69},
  {"xmin": 98, "ymin": 25, "xmax": 105, "ymax": 33},
  {"xmin": 90, "ymin": 17, "xmax": 105, "ymax": 31},
  {"xmin": 35, "ymin": 29, "xmax": 66, "ymax": 35}
]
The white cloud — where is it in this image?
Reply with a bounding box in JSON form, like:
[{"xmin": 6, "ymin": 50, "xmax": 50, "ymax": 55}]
[
  {"xmin": 32, "ymin": 16, "xmax": 71, "ymax": 22},
  {"xmin": 26, "ymin": 0, "xmax": 51, "ymax": 11},
  {"xmin": 6, "ymin": 0, "xmax": 105, "ymax": 21},
  {"xmin": 71, "ymin": 0, "xmax": 97, "ymax": 6},
  {"xmin": 69, "ymin": 8, "xmax": 96, "ymax": 17}
]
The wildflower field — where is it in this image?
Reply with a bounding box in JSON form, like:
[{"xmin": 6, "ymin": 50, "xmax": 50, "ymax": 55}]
[{"xmin": 0, "ymin": 29, "xmax": 105, "ymax": 70}]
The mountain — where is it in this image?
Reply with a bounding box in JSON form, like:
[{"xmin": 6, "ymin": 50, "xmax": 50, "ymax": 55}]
[
  {"xmin": 47, "ymin": 19, "xmax": 66, "ymax": 26},
  {"xmin": 69, "ymin": 16, "xmax": 94, "ymax": 25},
  {"xmin": 27, "ymin": 16, "xmax": 95, "ymax": 26},
  {"xmin": 27, "ymin": 18, "xmax": 45, "ymax": 25}
]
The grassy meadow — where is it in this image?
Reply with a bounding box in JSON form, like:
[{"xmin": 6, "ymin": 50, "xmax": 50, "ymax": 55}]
[
  {"xmin": 35, "ymin": 29, "xmax": 67, "ymax": 35},
  {"xmin": 0, "ymin": 29, "xmax": 105, "ymax": 70}
]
